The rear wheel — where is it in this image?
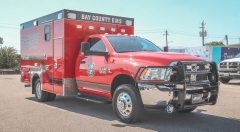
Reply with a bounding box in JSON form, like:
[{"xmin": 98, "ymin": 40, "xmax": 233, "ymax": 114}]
[
  {"xmin": 220, "ymin": 78, "xmax": 230, "ymax": 84},
  {"xmin": 34, "ymin": 79, "xmax": 48, "ymax": 102},
  {"xmin": 113, "ymin": 84, "xmax": 144, "ymax": 123}
]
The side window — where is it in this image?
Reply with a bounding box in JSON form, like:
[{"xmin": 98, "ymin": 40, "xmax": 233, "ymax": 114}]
[
  {"xmin": 87, "ymin": 38, "xmax": 106, "ymax": 52},
  {"xmin": 44, "ymin": 25, "xmax": 51, "ymax": 41}
]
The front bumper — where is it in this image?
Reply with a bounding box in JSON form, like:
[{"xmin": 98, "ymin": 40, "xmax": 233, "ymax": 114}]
[
  {"xmin": 138, "ymin": 82, "xmax": 218, "ymax": 110},
  {"xmin": 219, "ymin": 71, "xmax": 240, "ymax": 79},
  {"xmin": 136, "ymin": 61, "xmax": 219, "ymax": 111}
]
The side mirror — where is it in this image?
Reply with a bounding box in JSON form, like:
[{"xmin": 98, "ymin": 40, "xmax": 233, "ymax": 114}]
[{"xmin": 81, "ymin": 42, "xmax": 90, "ymax": 55}]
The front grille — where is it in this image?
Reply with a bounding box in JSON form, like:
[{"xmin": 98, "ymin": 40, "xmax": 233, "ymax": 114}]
[
  {"xmin": 220, "ymin": 62, "xmax": 239, "ymax": 69},
  {"xmin": 229, "ymin": 62, "xmax": 238, "ymax": 68},
  {"xmin": 220, "ymin": 62, "xmax": 227, "ymax": 68}
]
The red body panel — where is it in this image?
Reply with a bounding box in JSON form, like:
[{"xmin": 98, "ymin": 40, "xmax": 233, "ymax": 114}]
[{"xmin": 20, "ymin": 10, "xmax": 134, "ymax": 96}]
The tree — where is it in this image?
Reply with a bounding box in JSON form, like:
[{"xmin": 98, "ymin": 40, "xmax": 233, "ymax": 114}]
[
  {"xmin": 0, "ymin": 46, "xmax": 18, "ymax": 69},
  {"xmin": 0, "ymin": 37, "xmax": 3, "ymax": 45},
  {"xmin": 205, "ymin": 41, "xmax": 225, "ymax": 46}
]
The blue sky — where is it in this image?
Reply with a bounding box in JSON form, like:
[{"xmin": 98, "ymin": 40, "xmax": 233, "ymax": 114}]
[{"xmin": 0, "ymin": 0, "xmax": 240, "ymax": 51}]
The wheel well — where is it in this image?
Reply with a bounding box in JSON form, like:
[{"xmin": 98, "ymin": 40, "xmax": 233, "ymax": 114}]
[
  {"xmin": 32, "ymin": 74, "xmax": 40, "ymax": 94},
  {"xmin": 111, "ymin": 74, "xmax": 136, "ymax": 96}
]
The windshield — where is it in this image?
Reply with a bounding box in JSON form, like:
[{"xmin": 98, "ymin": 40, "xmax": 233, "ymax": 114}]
[
  {"xmin": 106, "ymin": 36, "xmax": 161, "ymax": 53},
  {"xmin": 235, "ymin": 53, "xmax": 240, "ymax": 58}
]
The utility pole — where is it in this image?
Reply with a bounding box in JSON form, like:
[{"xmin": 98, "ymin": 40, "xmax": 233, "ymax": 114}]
[
  {"xmin": 163, "ymin": 30, "xmax": 169, "ymax": 52},
  {"xmin": 199, "ymin": 21, "xmax": 207, "ymax": 46},
  {"xmin": 239, "ymin": 37, "xmax": 240, "ymax": 44},
  {"xmin": 225, "ymin": 35, "xmax": 229, "ymax": 46}
]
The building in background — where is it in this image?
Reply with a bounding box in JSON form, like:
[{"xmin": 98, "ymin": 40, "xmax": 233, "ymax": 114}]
[
  {"xmin": 170, "ymin": 46, "xmax": 240, "ymax": 64},
  {"xmin": 229, "ymin": 43, "xmax": 240, "ymax": 48}
]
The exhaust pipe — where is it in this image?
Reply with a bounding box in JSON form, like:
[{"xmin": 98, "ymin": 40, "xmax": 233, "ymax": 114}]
[{"xmin": 166, "ymin": 103, "xmax": 175, "ymax": 113}]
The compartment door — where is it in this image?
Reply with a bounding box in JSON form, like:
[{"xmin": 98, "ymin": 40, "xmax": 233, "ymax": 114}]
[{"xmin": 53, "ymin": 38, "xmax": 64, "ymax": 95}]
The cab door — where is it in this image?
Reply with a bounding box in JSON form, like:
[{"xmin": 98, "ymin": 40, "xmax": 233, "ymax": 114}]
[{"xmin": 77, "ymin": 37, "xmax": 109, "ymax": 92}]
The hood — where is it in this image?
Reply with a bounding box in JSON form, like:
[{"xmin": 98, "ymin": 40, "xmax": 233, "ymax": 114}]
[
  {"xmin": 222, "ymin": 57, "xmax": 240, "ymax": 63},
  {"xmin": 118, "ymin": 52, "xmax": 204, "ymax": 66}
]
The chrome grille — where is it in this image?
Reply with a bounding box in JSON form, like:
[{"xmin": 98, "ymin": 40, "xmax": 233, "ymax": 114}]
[
  {"xmin": 229, "ymin": 62, "xmax": 238, "ymax": 68},
  {"xmin": 220, "ymin": 62, "xmax": 239, "ymax": 69},
  {"xmin": 220, "ymin": 62, "xmax": 227, "ymax": 68}
]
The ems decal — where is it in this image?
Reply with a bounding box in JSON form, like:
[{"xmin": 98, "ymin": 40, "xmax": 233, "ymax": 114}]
[{"xmin": 87, "ymin": 64, "xmax": 95, "ymax": 77}]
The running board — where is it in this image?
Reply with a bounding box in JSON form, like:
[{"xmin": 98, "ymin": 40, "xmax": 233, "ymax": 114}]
[{"xmin": 76, "ymin": 94, "xmax": 111, "ymax": 104}]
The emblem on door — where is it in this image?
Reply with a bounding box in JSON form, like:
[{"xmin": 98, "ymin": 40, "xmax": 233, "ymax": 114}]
[
  {"xmin": 99, "ymin": 67, "xmax": 107, "ymax": 74},
  {"xmin": 87, "ymin": 64, "xmax": 95, "ymax": 77}
]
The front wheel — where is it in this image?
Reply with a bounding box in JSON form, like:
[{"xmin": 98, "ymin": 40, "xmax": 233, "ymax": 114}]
[{"xmin": 112, "ymin": 84, "xmax": 144, "ymax": 123}]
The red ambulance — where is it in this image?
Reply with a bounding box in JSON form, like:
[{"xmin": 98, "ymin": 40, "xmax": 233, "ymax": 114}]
[{"xmin": 20, "ymin": 9, "xmax": 219, "ymax": 123}]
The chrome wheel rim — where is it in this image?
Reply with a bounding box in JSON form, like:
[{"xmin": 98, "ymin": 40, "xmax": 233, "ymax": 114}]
[
  {"xmin": 36, "ymin": 82, "xmax": 41, "ymax": 98},
  {"xmin": 117, "ymin": 92, "xmax": 132, "ymax": 117}
]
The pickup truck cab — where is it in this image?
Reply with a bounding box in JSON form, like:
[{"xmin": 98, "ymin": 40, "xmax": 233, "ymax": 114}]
[{"xmin": 219, "ymin": 53, "xmax": 240, "ymax": 83}]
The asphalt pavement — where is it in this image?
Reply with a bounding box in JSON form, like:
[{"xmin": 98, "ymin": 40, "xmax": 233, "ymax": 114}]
[{"xmin": 0, "ymin": 75, "xmax": 240, "ymax": 132}]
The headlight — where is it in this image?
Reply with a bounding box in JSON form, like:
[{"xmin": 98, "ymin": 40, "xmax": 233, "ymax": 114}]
[{"xmin": 140, "ymin": 67, "xmax": 172, "ymax": 81}]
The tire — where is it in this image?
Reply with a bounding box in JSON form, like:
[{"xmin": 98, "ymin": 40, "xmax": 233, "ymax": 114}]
[
  {"xmin": 34, "ymin": 79, "xmax": 48, "ymax": 102},
  {"xmin": 220, "ymin": 78, "xmax": 230, "ymax": 84},
  {"xmin": 47, "ymin": 93, "xmax": 56, "ymax": 101},
  {"xmin": 178, "ymin": 107, "xmax": 196, "ymax": 113},
  {"xmin": 112, "ymin": 84, "xmax": 144, "ymax": 123}
]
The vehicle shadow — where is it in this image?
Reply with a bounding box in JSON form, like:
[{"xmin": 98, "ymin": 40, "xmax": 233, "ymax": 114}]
[
  {"xmin": 26, "ymin": 97, "xmax": 240, "ymax": 132},
  {"xmin": 227, "ymin": 82, "xmax": 240, "ymax": 85},
  {"xmin": 227, "ymin": 80, "xmax": 240, "ymax": 85}
]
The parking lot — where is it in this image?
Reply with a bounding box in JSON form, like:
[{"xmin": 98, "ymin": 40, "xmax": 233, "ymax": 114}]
[{"xmin": 0, "ymin": 75, "xmax": 239, "ymax": 132}]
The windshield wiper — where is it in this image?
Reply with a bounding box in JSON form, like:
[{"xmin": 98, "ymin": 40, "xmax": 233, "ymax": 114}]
[{"xmin": 142, "ymin": 49, "xmax": 158, "ymax": 52}]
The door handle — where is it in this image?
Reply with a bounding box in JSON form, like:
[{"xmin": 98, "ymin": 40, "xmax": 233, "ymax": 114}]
[{"xmin": 80, "ymin": 61, "xmax": 86, "ymax": 64}]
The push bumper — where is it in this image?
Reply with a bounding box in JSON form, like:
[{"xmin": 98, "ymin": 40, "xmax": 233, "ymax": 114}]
[{"xmin": 137, "ymin": 82, "xmax": 218, "ymax": 111}]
